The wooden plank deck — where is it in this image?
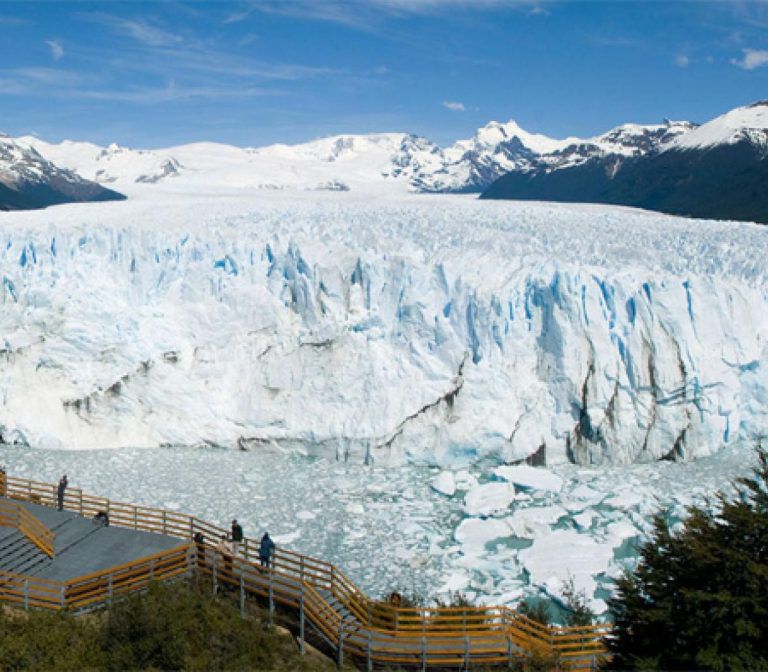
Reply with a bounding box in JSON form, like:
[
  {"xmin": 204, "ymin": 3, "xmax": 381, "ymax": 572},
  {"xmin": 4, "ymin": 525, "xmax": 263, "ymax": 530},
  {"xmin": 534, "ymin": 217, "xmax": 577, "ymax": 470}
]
[{"xmin": 0, "ymin": 498, "xmax": 185, "ymax": 582}]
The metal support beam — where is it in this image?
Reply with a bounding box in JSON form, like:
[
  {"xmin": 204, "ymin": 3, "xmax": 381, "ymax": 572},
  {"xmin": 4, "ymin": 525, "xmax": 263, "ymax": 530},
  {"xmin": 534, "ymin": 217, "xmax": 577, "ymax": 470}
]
[{"xmin": 464, "ymin": 634, "xmax": 470, "ymax": 671}]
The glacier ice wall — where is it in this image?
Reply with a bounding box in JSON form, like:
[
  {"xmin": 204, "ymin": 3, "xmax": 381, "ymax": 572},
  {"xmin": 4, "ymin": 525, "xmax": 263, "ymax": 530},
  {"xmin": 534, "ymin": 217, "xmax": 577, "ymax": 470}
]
[{"xmin": 1, "ymin": 195, "xmax": 766, "ymax": 466}]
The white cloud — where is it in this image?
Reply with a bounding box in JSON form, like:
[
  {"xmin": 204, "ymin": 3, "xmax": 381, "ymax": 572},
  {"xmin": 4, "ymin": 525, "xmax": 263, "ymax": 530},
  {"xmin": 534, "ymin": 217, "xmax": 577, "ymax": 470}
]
[
  {"xmin": 81, "ymin": 13, "xmax": 182, "ymax": 47},
  {"xmin": 248, "ymin": 0, "xmax": 549, "ymax": 29},
  {"xmin": 731, "ymin": 48, "xmax": 768, "ymax": 70},
  {"xmin": 675, "ymin": 54, "xmax": 689, "ymax": 68},
  {"xmin": 46, "ymin": 40, "xmax": 64, "ymax": 61},
  {"xmin": 443, "ymin": 100, "xmax": 466, "ymax": 112}
]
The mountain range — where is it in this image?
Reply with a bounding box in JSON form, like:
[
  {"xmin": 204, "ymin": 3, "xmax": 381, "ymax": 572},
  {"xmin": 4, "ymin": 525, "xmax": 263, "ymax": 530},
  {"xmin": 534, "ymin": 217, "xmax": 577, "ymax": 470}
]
[
  {"xmin": 482, "ymin": 101, "xmax": 768, "ymax": 224},
  {"xmin": 1, "ymin": 101, "xmax": 765, "ymax": 223}
]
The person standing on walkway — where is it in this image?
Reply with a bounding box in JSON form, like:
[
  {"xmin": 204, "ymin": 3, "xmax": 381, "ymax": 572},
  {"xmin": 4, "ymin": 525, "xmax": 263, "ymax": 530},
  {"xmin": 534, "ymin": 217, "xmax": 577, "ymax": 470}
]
[
  {"xmin": 259, "ymin": 531, "xmax": 275, "ymax": 569},
  {"xmin": 57, "ymin": 474, "xmax": 68, "ymax": 511},
  {"xmin": 217, "ymin": 534, "xmax": 232, "ymax": 578},
  {"xmin": 231, "ymin": 518, "xmax": 243, "ymax": 556},
  {"xmin": 193, "ymin": 532, "xmax": 207, "ymax": 572}
]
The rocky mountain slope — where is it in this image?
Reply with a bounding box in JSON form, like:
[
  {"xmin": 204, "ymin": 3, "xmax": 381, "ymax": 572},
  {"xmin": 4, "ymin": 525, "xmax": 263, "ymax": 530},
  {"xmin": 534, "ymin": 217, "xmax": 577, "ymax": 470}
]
[
  {"xmin": 0, "ymin": 135, "xmax": 125, "ymax": 211},
  {"xmin": 482, "ymin": 102, "xmax": 767, "ymax": 224}
]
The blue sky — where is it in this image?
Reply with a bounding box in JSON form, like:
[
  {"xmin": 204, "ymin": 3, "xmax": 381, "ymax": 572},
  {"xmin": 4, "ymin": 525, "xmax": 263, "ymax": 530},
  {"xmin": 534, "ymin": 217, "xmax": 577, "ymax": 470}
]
[{"xmin": 1, "ymin": 1, "xmax": 767, "ymax": 148}]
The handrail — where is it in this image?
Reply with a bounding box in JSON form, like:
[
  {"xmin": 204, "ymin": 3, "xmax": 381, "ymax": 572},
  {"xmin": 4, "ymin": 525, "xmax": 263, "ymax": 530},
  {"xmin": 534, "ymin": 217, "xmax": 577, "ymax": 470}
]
[
  {"xmin": 3, "ymin": 474, "xmax": 609, "ymax": 668},
  {"xmin": 0, "ymin": 498, "xmax": 55, "ymax": 557}
]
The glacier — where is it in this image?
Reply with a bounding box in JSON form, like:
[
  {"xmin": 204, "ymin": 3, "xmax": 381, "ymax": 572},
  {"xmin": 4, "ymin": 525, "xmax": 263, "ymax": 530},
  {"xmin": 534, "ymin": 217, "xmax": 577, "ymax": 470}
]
[{"xmin": 1, "ymin": 191, "xmax": 766, "ymax": 465}]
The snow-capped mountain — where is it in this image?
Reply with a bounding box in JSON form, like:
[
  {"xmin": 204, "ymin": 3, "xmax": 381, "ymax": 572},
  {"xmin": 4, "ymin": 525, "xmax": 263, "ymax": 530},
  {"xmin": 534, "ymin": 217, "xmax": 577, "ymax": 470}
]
[
  {"xmin": 483, "ymin": 101, "xmax": 768, "ymax": 223},
  {"xmin": 670, "ymin": 100, "xmax": 768, "ymax": 151},
  {"xmin": 16, "ymin": 137, "xmax": 183, "ymax": 187},
  {"xmin": 0, "ymin": 134, "xmax": 125, "ymax": 210},
  {"xmin": 538, "ymin": 120, "xmax": 697, "ymax": 172},
  {"xmin": 13, "ymin": 116, "xmax": 697, "ymax": 198}
]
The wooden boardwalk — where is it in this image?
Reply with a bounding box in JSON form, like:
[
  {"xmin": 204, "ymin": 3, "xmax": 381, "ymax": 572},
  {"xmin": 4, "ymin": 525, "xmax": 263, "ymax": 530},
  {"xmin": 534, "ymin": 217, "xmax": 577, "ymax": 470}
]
[{"xmin": 0, "ymin": 473, "xmax": 609, "ymax": 669}]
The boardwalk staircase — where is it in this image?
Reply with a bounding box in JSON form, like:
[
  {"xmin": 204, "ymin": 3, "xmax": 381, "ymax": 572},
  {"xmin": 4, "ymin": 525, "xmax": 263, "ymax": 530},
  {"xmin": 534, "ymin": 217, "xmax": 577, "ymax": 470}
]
[{"xmin": 0, "ymin": 473, "xmax": 609, "ymax": 669}]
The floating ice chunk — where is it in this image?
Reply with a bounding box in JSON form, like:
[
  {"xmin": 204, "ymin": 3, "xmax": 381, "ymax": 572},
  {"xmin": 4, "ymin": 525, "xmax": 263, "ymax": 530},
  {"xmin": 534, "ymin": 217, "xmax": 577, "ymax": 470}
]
[
  {"xmin": 272, "ymin": 530, "xmax": 301, "ymax": 544},
  {"xmin": 345, "ymin": 502, "xmax": 365, "ymax": 515},
  {"xmin": 603, "ymin": 489, "xmax": 645, "ymax": 510},
  {"xmin": 454, "ymin": 470, "xmax": 479, "ymax": 491},
  {"xmin": 573, "ymin": 511, "xmax": 595, "ymax": 530},
  {"xmin": 494, "ymin": 465, "xmax": 564, "ymax": 493},
  {"xmin": 439, "ymin": 571, "xmax": 471, "ymax": 593},
  {"xmin": 507, "ymin": 505, "xmax": 568, "ymax": 538},
  {"xmin": 570, "ymin": 484, "xmax": 606, "ymax": 506},
  {"xmin": 431, "ymin": 471, "xmax": 456, "ymax": 496},
  {"xmin": 603, "ymin": 520, "xmax": 641, "ymax": 548},
  {"xmin": 454, "ymin": 516, "xmax": 512, "ymax": 548},
  {"xmin": 519, "ymin": 529, "xmax": 614, "ymax": 612},
  {"xmin": 479, "ymin": 587, "xmax": 526, "ymax": 606},
  {"xmin": 296, "ymin": 510, "xmax": 316, "ymax": 521},
  {"xmin": 463, "ymin": 482, "xmax": 517, "ymax": 516}
]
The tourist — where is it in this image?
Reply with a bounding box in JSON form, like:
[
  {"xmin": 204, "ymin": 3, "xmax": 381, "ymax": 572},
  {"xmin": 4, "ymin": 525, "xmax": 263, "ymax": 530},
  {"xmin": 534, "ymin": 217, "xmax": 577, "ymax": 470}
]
[
  {"xmin": 231, "ymin": 518, "xmax": 243, "ymax": 555},
  {"xmin": 193, "ymin": 532, "xmax": 206, "ymax": 571},
  {"xmin": 57, "ymin": 474, "xmax": 68, "ymax": 511},
  {"xmin": 217, "ymin": 534, "xmax": 232, "ymax": 577},
  {"xmin": 92, "ymin": 510, "xmax": 109, "ymax": 527},
  {"xmin": 259, "ymin": 531, "xmax": 275, "ymax": 569}
]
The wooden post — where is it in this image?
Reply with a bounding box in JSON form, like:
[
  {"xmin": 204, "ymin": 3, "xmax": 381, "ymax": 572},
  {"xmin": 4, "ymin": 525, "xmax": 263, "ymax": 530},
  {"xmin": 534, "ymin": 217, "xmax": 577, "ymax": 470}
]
[
  {"xmin": 507, "ymin": 634, "xmax": 514, "ymax": 669},
  {"xmin": 162, "ymin": 511, "xmax": 167, "ymax": 534},
  {"xmin": 268, "ymin": 567, "xmax": 274, "ymax": 620},
  {"xmin": 60, "ymin": 584, "xmax": 66, "ymax": 609},
  {"xmin": 299, "ymin": 584, "xmax": 306, "ymax": 655},
  {"xmin": 239, "ymin": 575, "xmax": 245, "ymax": 618},
  {"xmin": 367, "ymin": 631, "xmax": 373, "ymax": 672},
  {"xmin": 212, "ymin": 554, "xmax": 218, "ymax": 594},
  {"xmin": 23, "ymin": 579, "xmax": 29, "ymax": 610},
  {"xmin": 337, "ymin": 621, "xmax": 344, "ymax": 669},
  {"xmin": 79, "ymin": 490, "xmax": 83, "ymax": 515},
  {"xmin": 421, "ymin": 635, "xmax": 427, "ymax": 672},
  {"xmin": 149, "ymin": 559, "xmax": 155, "ymax": 581},
  {"xmin": 108, "ymin": 574, "xmax": 114, "ymax": 604}
]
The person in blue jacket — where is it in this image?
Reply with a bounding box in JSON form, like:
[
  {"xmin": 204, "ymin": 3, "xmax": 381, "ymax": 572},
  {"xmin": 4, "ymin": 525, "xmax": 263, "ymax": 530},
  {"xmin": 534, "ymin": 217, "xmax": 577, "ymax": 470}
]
[{"xmin": 259, "ymin": 531, "xmax": 275, "ymax": 569}]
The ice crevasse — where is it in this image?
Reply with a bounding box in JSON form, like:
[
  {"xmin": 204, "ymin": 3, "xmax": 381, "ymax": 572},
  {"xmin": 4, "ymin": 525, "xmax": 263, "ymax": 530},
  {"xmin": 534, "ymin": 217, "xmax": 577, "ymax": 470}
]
[{"xmin": 0, "ymin": 197, "xmax": 766, "ymax": 465}]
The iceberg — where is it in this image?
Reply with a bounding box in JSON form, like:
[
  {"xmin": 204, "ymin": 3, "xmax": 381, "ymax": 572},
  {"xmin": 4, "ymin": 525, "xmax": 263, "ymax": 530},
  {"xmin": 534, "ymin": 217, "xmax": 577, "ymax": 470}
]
[
  {"xmin": 463, "ymin": 482, "xmax": 517, "ymax": 516},
  {"xmin": 494, "ymin": 465, "xmax": 564, "ymax": 492}
]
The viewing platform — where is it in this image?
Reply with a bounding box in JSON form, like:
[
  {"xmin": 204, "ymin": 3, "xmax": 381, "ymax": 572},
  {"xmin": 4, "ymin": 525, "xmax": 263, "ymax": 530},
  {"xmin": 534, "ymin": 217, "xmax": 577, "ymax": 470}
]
[
  {"xmin": 0, "ymin": 472, "xmax": 609, "ymax": 669},
  {"xmin": 0, "ymin": 499, "xmax": 184, "ymax": 582}
]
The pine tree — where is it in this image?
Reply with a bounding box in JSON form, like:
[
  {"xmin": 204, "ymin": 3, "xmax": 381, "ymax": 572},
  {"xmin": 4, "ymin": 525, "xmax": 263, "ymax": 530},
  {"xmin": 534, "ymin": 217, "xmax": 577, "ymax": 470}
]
[{"xmin": 606, "ymin": 446, "xmax": 768, "ymax": 670}]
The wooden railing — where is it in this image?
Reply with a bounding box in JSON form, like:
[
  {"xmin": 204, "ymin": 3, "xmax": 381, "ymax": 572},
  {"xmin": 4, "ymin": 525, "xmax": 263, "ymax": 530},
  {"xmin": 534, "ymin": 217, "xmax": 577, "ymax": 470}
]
[
  {"xmin": 2, "ymin": 474, "xmax": 609, "ymax": 668},
  {"xmin": 0, "ymin": 498, "xmax": 55, "ymax": 557}
]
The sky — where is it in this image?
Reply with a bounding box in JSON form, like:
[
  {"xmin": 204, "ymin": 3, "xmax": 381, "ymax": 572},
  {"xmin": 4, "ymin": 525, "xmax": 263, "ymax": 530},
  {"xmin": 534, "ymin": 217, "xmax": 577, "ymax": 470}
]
[{"xmin": 1, "ymin": 0, "xmax": 767, "ymax": 148}]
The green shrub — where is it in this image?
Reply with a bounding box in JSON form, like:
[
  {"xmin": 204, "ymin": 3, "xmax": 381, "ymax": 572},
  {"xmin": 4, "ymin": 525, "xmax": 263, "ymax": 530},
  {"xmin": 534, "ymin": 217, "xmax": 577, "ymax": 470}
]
[
  {"xmin": 0, "ymin": 579, "xmax": 340, "ymax": 671},
  {"xmin": 517, "ymin": 597, "xmax": 551, "ymax": 626},
  {"xmin": 560, "ymin": 577, "xmax": 595, "ymax": 627},
  {"xmin": 0, "ymin": 608, "xmax": 105, "ymax": 671},
  {"xmin": 606, "ymin": 445, "xmax": 768, "ymax": 670}
]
